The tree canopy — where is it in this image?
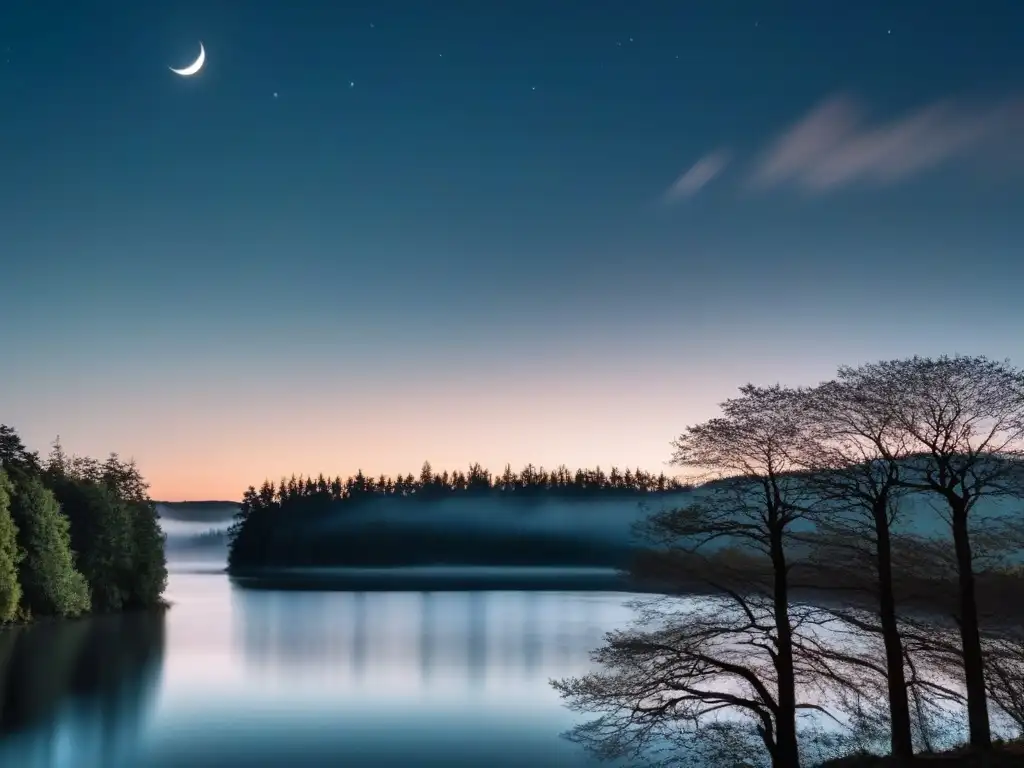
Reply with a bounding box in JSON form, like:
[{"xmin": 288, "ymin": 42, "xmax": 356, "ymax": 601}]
[
  {"xmin": 227, "ymin": 462, "xmax": 689, "ymax": 571},
  {"xmin": 0, "ymin": 427, "xmax": 167, "ymax": 624}
]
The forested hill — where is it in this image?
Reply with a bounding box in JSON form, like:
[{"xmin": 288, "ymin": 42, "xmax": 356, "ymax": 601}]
[
  {"xmin": 225, "ymin": 454, "xmax": 1024, "ymax": 574},
  {"xmin": 227, "ymin": 462, "xmax": 690, "ymax": 572}
]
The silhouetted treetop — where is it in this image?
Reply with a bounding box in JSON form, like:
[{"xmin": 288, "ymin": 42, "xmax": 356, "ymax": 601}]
[{"xmin": 237, "ymin": 461, "xmax": 686, "ymax": 510}]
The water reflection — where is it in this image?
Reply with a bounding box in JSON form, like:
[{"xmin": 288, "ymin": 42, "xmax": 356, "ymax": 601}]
[
  {"xmin": 0, "ymin": 572, "xmax": 635, "ymax": 767},
  {"xmin": 232, "ymin": 588, "xmax": 619, "ymax": 692},
  {"xmin": 0, "ymin": 611, "xmax": 165, "ymax": 768}
]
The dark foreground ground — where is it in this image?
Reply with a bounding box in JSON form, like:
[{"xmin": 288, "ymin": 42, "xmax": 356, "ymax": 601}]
[{"xmin": 822, "ymin": 740, "xmax": 1024, "ymax": 766}]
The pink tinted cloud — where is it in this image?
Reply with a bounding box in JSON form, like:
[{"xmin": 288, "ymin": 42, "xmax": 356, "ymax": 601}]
[
  {"xmin": 665, "ymin": 150, "xmax": 731, "ymax": 200},
  {"xmin": 749, "ymin": 93, "xmax": 1024, "ymax": 192}
]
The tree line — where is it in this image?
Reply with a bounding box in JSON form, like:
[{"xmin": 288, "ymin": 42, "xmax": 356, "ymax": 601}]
[
  {"xmin": 226, "ymin": 462, "xmax": 689, "ymax": 570},
  {"xmin": 0, "ymin": 426, "xmax": 167, "ymax": 624},
  {"xmin": 239, "ymin": 461, "xmax": 688, "ymax": 506},
  {"xmin": 553, "ymin": 356, "xmax": 1024, "ymax": 767}
]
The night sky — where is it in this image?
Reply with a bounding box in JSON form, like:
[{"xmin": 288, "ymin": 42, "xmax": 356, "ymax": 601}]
[{"xmin": 4, "ymin": 1, "xmax": 1024, "ymax": 499}]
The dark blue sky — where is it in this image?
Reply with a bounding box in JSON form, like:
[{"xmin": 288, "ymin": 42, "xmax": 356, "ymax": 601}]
[{"xmin": 4, "ymin": 1, "xmax": 1024, "ymax": 499}]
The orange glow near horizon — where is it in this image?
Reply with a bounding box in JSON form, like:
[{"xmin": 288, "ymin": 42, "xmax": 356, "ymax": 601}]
[
  {"xmin": 141, "ymin": 367, "xmax": 712, "ymax": 500},
  {"xmin": 16, "ymin": 354, "xmax": 849, "ymax": 502}
]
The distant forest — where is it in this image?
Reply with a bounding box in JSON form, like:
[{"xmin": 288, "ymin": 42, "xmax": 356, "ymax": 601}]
[
  {"xmin": 157, "ymin": 501, "xmax": 238, "ymax": 511},
  {"xmin": 227, "ymin": 462, "xmax": 689, "ymax": 571},
  {"xmin": 244, "ymin": 461, "xmax": 686, "ymax": 502}
]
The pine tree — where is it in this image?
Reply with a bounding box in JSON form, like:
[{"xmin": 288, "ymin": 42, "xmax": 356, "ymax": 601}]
[
  {"xmin": 48, "ymin": 477, "xmax": 132, "ymax": 612},
  {"xmin": 45, "ymin": 435, "xmax": 70, "ymax": 478},
  {"xmin": 125, "ymin": 496, "xmax": 168, "ymax": 609},
  {"xmin": 0, "ymin": 424, "xmax": 42, "ymax": 476},
  {"xmin": 0, "ymin": 471, "xmax": 23, "ymax": 622},
  {"xmin": 9, "ymin": 476, "xmax": 90, "ymax": 618}
]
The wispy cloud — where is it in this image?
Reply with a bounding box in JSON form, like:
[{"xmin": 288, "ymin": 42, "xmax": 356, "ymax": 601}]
[
  {"xmin": 749, "ymin": 93, "xmax": 1024, "ymax": 192},
  {"xmin": 668, "ymin": 93, "xmax": 1024, "ymax": 199},
  {"xmin": 665, "ymin": 150, "xmax": 730, "ymax": 201}
]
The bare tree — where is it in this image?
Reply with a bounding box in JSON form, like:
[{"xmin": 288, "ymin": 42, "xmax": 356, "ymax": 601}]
[
  {"xmin": 984, "ymin": 631, "xmax": 1024, "ymax": 737},
  {"xmin": 798, "ymin": 603, "xmax": 973, "ymax": 750},
  {"xmin": 554, "ymin": 385, "xmax": 832, "ymax": 768},
  {"xmin": 793, "ymin": 379, "xmax": 919, "ymax": 762},
  {"xmin": 835, "ymin": 355, "xmax": 1024, "ymax": 750},
  {"xmin": 552, "ymin": 594, "xmax": 845, "ymax": 768}
]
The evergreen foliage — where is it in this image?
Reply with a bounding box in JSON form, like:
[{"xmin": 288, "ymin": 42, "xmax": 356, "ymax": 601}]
[
  {"xmin": 7, "ymin": 475, "xmax": 90, "ymax": 618},
  {"xmin": 0, "ymin": 472, "xmax": 23, "ymax": 623},
  {"xmin": 0, "ymin": 426, "xmax": 167, "ymax": 624},
  {"xmin": 228, "ymin": 462, "xmax": 689, "ymax": 570}
]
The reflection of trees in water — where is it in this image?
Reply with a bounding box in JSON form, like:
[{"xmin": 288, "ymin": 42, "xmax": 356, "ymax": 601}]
[
  {"xmin": 0, "ymin": 611, "xmax": 165, "ymax": 767},
  {"xmin": 234, "ymin": 589, "xmax": 619, "ymax": 689},
  {"xmin": 352, "ymin": 591, "xmax": 366, "ymax": 681},
  {"xmin": 420, "ymin": 591, "xmax": 434, "ymax": 683},
  {"xmin": 523, "ymin": 592, "xmax": 541, "ymax": 675},
  {"xmin": 466, "ymin": 591, "xmax": 486, "ymax": 684}
]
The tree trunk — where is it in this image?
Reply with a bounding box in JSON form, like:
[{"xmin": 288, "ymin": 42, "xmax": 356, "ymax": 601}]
[
  {"xmin": 874, "ymin": 501, "xmax": 915, "ymax": 763},
  {"xmin": 951, "ymin": 503, "xmax": 991, "ymax": 750},
  {"xmin": 771, "ymin": 517, "xmax": 801, "ymax": 768}
]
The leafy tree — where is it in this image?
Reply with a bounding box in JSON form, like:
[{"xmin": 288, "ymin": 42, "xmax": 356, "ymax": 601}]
[
  {"xmin": 100, "ymin": 455, "xmax": 167, "ymax": 608},
  {"xmin": 44, "ymin": 436, "xmax": 70, "ymax": 478},
  {"xmin": 0, "ymin": 471, "xmax": 23, "ymax": 622},
  {"xmin": 0, "ymin": 425, "xmax": 41, "ymax": 476},
  {"xmin": 8, "ymin": 476, "xmax": 90, "ymax": 618},
  {"xmin": 50, "ymin": 478, "xmax": 131, "ymax": 612},
  {"xmin": 123, "ymin": 495, "xmax": 167, "ymax": 609},
  {"xmin": 45, "ymin": 452, "xmax": 167, "ymax": 611},
  {"xmin": 100, "ymin": 453, "xmax": 149, "ymax": 502}
]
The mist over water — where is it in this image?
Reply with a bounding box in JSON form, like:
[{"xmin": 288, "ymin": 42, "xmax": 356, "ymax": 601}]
[
  {"xmin": 0, "ymin": 525, "xmax": 638, "ymax": 768},
  {"xmin": 158, "ymin": 518, "xmax": 229, "ymax": 538},
  {"xmin": 0, "ymin": 486, "xmax": 1012, "ymax": 766},
  {"xmin": 306, "ymin": 492, "xmax": 693, "ymax": 540},
  {"xmin": 157, "ymin": 506, "xmax": 234, "ymax": 568},
  {"xmin": 156, "ymin": 477, "xmax": 1015, "ymax": 571}
]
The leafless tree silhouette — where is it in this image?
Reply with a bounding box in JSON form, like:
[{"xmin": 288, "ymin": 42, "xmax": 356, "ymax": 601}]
[
  {"xmin": 554, "ymin": 386, "xmax": 836, "ymax": 768},
  {"xmin": 833, "ymin": 356, "xmax": 1024, "ymax": 750}
]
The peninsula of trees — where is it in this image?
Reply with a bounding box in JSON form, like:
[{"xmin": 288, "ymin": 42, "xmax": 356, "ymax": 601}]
[
  {"xmin": 0, "ymin": 426, "xmax": 167, "ymax": 625},
  {"xmin": 227, "ymin": 463, "xmax": 688, "ymax": 571}
]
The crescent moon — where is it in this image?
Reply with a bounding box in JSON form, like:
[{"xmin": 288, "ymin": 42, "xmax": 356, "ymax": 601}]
[{"xmin": 170, "ymin": 43, "xmax": 205, "ymax": 76}]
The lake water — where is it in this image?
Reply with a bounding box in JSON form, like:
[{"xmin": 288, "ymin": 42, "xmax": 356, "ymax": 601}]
[{"xmin": 0, "ymin": 561, "xmax": 637, "ymax": 767}]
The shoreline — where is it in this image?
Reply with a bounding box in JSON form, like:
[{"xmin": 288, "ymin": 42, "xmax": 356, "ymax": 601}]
[
  {"xmin": 227, "ymin": 565, "xmax": 655, "ymax": 593},
  {"xmin": 0, "ymin": 601, "xmax": 171, "ymax": 633}
]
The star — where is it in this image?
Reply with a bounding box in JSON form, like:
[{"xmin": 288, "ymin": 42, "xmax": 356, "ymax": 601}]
[
  {"xmin": 349, "ymin": 81, "xmax": 355, "ymax": 88},
  {"xmin": 273, "ymin": 92, "xmax": 278, "ymax": 98}
]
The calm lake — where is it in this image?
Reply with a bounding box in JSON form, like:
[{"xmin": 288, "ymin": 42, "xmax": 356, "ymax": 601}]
[{"xmin": 0, "ymin": 558, "xmax": 637, "ymax": 767}]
